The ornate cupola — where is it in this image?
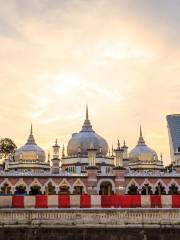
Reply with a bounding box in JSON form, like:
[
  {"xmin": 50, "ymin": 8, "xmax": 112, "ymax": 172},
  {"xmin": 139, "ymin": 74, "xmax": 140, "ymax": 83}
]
[
  {"xmin": 8, "ymin": 124, "xmax": 49, "ymax": 172},
  {"xmin": 129, "ymin": 126, "xmax": 158, "ymax": 162},
  {"xmin": 129, "ymin": 126, "xmax": 163, "ymax": 171},
  {"xmin": 67, "ymin": 105, "xmax": 108, "ymax": 156},
  {"xmin": 14, "ymin": 124, "xmax": 46, "ymax": 162}
]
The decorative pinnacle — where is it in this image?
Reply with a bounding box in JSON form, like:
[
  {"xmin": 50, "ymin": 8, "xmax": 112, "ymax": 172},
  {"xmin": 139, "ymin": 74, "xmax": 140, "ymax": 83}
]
[
  {"xmin": 117, "ymin": 140, "xmax": 120, "ymax": 149},
  {"xmin": 27, "ymin": 123, "xmax": 35, "ymax": 145},
  {"xmin": 140, "ymin": 125, "xmax": 142, "ymax": 137},
  {"xmin": 81, "ymin": 105, "xmax": 93, "ymax": 132},
  {"xmin": 138, "ymin": 125, "xmax": 145, "ymax": 145},
  {"xmin": 86, "ymin": 104, "xmax": 89, "ymax": 120},
  {"xmin": 30, "ymin": 123, "xmax": 33, "ymax": 135}
]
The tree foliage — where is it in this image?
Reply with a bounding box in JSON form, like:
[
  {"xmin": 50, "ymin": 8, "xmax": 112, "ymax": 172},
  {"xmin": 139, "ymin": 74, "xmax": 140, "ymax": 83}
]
[{"xmin": 0, "ymin": 138, "xmax": 17, "ymax": 158}]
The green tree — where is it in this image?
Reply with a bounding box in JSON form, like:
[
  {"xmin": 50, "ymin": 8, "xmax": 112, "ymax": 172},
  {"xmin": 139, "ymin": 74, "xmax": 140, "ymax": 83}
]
[{"xmin": 0, "ymin": 138, "xmax": 17, "ymax": 159}]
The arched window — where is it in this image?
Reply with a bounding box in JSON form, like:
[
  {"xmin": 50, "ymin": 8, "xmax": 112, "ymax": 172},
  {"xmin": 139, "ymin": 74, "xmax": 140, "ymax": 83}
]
[
  {"xmin": 29, "ymin": 185, "xmax": 42, "ymax": 195},
  {"xmin": 99, "ymin": 181, "xmax": 113, "ymax": 195},
  {"xmin": 127, "ymin": 184, "xmax": 139, "ymax": 195},
  {"xmin": 154, "ymin": 183, "xmax": 166, "ymax": 195},
  {"xmin": 59, "ymin": 185, "xmax": 70, "ymax": 195},
  {"xmin": 168, "ymin": 184, "xmax": 179, "ymax": 195},
  {"xmin": 141, "ymin": 184, "xmax": 153, "ymax": 195},
  {"xmin": 45, "ymin": 182, "xmax": 56, "ymax": 195},
  {"xmin": 0, "ymin": 183, "xmax": 11, "ymax": 195},
  {"xmin": 15, "ymin": 185, "xmax": 27, "ymax": 195}
]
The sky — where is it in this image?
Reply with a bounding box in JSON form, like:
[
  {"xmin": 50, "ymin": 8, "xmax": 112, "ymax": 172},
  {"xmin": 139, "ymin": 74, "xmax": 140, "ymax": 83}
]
[{"xmin": 0, "ymin": 0, "xmax": 180, "ymax": 165}]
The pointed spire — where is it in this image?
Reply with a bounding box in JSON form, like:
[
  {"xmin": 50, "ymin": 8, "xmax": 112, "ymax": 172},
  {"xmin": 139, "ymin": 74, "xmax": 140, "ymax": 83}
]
[
  {"xmin": 111, "ymin": 145, "xmax": 114, "ymax": 156},
  {"xmin": 117, "ymin": 140, "xmax": 120, "ymax": 149},
  {"xmin": 62, "ymin": 145, "xmax": 65, "ymax": 157},
  {"xmin": 26, "ymin": 123, "xmax": 36, "ymax": 145},
  {"xmin": 30, "ymin": 123, "xmax": 33, "ymax": 135},
  {"xmin": 86, "ymin": 104, "xmax": 89, "ymax": 120},
  {"xmin": 138, "ymin": 125, "xmax": 145, "ymax": 145},
  {"xmin": 81, "ymin": 105, "xmax": 94, "ymax": 132},
  {"xmin": 140, "ymin": 125, "xmax": 142, "ymax": 137}
]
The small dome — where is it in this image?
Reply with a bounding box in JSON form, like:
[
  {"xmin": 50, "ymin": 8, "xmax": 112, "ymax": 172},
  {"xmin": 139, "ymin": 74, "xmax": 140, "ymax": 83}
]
[
  {"xmin": 129, "ymin": 126, "xmax": 158, "ymax": 161},
  {"xmin": 67, "ymin": 106, "xmax": 108, "ymax": 156},
  {"xmin": 15, "ymin": 124, "xmax": 45, "ymax": 162}
]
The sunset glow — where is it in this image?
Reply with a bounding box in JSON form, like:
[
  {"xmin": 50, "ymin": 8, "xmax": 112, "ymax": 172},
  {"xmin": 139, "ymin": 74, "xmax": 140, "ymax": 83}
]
[{"xmin": 1, "ymin": 0, "xmax": 180, "ymax": 165}]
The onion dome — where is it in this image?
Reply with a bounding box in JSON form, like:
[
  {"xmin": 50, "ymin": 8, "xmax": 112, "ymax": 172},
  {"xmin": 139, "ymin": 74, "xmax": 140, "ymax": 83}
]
[
  {"xmin": 67, "ymin": 106, "xmax": 108, "ymax": 156},
  {"xmin": 14, "ymin": 124, "xmax": 45, "ymax": 162},
  {"xmin": 129, "ymin": 126, "xmax": 158, "ymax": 161}
]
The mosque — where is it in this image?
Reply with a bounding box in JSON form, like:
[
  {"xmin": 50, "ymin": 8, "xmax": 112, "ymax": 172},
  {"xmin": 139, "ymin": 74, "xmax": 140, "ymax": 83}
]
[{"xmin": 0, "ymin": 107, "xmax": 180, "ymax": 196}]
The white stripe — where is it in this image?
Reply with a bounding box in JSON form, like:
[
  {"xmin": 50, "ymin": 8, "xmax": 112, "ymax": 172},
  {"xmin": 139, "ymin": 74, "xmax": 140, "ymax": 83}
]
[
  {"xmin": 24, "ymin": 196, "xmax": 35, "ymax": 208},
  {"xmin": 141, "ymin": 195, "xmax": 151, "ymax": 208}
]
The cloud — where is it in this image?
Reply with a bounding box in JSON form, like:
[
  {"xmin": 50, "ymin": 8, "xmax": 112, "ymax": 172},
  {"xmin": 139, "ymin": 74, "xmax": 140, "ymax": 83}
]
[{"xmin": 0, "ymin": 0, "xmax": 180, "ymax": 164}]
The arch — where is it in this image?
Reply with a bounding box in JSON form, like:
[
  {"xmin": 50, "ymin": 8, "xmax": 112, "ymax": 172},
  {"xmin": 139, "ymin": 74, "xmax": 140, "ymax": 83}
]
[
  {"xmin": 0, "ymin": 179, "xmax": 12, "ymax": 195},
  {"xmin": 44, "ymin": 179, "xmax": 57, "ymax": 195},
  {"xmin": 140, "ymin": 179, "xmax": 154, "ymax": 195},
  {"xmin": 154, "ymin": 180, "xmax": 167, "ymax": 195},
  {"xmin": 14, "ymin": 178, "xmax": 28, "ymax": 194},
  {"xmin": 72, "ymin": 179, "xmax": 87, "ymax": 195},
  {"xmin": 167, "ymin": 180, "xmax": 179, "ymax": 195},
  {"xmin": 125, "ymin": 179, "xmax": 140, "ymax": 194},
  {"xmin": 59, "ymin": 178, "xmax": 71, "ymax": 195},
  {"xmin": 97, "ymin": 178, "xmax": 115, "ymax": 195},
  {"xmin": 29, "ymin": 178, "xmax": 43, "ymax": 195}
]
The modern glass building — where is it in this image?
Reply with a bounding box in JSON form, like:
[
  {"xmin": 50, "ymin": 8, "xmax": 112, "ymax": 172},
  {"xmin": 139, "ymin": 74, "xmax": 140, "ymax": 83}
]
[{"xmin": 167, "ymin": 114, "xmax": 180, "ymax": 163}]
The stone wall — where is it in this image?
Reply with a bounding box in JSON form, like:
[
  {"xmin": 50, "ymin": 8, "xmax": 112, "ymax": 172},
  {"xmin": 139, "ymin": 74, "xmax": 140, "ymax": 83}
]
[{"xmin": 0, "ymin": 209, "xmax": 180, "ymax": 240}]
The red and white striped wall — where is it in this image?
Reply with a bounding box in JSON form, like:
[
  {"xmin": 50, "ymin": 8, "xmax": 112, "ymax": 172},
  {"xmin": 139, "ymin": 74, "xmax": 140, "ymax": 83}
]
[{"xmin": 0, "ymin": 195, "xmax": 180, "ymax": 208}]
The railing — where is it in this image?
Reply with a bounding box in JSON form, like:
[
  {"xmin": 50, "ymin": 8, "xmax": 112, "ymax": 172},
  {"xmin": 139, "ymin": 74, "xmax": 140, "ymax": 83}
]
[
  {"xmin": 0, "ymin": 195, "xmax": 180, "ymax": 208},
  {"xmin": 0, "ymin": 208, "xmax": 180, "ymax": 227}
]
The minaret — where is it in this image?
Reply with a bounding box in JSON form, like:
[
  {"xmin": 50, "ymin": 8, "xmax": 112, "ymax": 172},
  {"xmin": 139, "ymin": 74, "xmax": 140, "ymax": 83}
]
[
  {"xmin": 51, "ymin": 139, "xmax": 60, "ymax": 174},
  {"xmin": 114, "ymin": 140, "xmax": 124, "ymax": 167},
  {"xmin": 26, "ymin": 123, "xmax": 36, "ymax": 145},
  {"xmin": 121, "ymin": 140, "xmax": 128, "ymax": 159}
]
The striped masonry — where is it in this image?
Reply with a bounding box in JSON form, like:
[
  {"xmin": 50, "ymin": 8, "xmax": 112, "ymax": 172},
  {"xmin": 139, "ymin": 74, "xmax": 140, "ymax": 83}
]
[
  {"xmin": 0, "ymin": 196, "xmax": 12, "ymax": 208},
  {"xmin": 12, "ymin": 196, "xmax": 24, "ymax": 208},
  {"xmin": 58, "ymin": 195, "xmax": 70, "ymax": 208},
  {"xmin": 0, "ymin": 195, "xmax": 179, "ymax": 208},
  {"xmin": 70, "ymin": 195, "xmax": 80, "ymax": 208},
  {"xmin": 36, "ymin": 195, "xmax": 48, "ymax": 208},
  {"xmin": 24, "ymin": 196, "xmax": 35, "ymax": 208},
  {"xmin": 91, "ymin": 195, "xmax": 101, "ymax": 208},
  {"xmin": 161, "ymin": 195, "xmax": 172, "ymax": 208},
  {"xmin": 48, "ymin": 195, "xmax": 58, "ymax": 208},
  {"xmin": 141, "ymin": 195, "xmax": 151, "ymax": 208},
  {"xmin": 80, "ymin": 195, "xmax": 91, "ymax": 208}
]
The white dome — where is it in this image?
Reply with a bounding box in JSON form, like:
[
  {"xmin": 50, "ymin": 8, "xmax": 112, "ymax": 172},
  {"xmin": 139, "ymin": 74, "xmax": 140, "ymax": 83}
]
[
  {"xmin": 15, "ymin": 125, "xmax": 45, "ymax": 162},
  {"xmin": 67, "ymin": 106, "xmax": 108, "ymax": 156},
  {"xmin": 129, "ymin": 127, "xmax": 158, "ymax": 161}
]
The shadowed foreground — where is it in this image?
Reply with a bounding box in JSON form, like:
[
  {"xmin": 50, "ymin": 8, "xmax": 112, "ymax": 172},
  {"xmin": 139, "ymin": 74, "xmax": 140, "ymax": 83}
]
[{"xmin": 0, "ymin": 228, "xmax": 180, "ymax": 240}]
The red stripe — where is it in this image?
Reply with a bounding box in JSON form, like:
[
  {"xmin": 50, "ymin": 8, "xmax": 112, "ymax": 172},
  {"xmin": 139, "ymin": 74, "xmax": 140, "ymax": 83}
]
[
  {"xmin": 36, "ymin": 195, "xmax": 48, "ymax": 208},
  {"xmin": 80, "ymin": 195, "xmax": 91, "ymax": 208},
  {"xmin": 101, "ymin": 195, "xmax": 112, "ymax": 208},
  {"xmin": 12, "ymin": 196, "xmax": 24, "ymax": 208},
  {"xmin": 172, "ymin": 195, "xmax": 180, "ymax": 208},
  {"xmin": 150, "ymin": 195, "xmax": 162, "ymax": 208},
  {"xmin": 58, "ymin": 195, "xmax": 70, "ymax": 208}
]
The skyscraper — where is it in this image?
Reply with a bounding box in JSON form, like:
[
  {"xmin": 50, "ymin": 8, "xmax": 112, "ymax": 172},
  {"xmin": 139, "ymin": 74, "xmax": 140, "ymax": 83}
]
[{"xmin": 167, "ymin": 114, "xmax": 180, "ymax": 164}]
